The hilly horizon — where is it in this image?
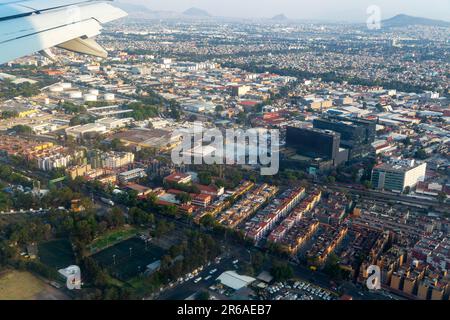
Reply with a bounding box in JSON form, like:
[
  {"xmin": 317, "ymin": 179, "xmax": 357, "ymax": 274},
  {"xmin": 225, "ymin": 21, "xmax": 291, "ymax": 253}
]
[
  {"xmin": 114, "ymin": 5, "xmax": 450, "ymax": 26},
  {"xmin": 382, "ymin": 14, "xmax": 450, "ymax": 28},
  {"xmin": 271, "ymin": 14, "xmax": 288, "ymax": 21},
  {"xmin": 183, "ymin": 7, "xmax": 211, "ymax": 17}
]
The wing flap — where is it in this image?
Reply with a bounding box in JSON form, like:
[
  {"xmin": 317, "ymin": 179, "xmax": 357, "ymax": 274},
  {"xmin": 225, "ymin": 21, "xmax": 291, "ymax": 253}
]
[{"xmin": 57, "ymin": 37, "xmax": 107, "ymax": 58}]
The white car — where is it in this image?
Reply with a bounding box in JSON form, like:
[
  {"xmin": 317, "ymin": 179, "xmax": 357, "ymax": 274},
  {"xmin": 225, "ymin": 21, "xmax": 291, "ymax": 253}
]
[
  {"xmin": 209, "ymin": 268, "xmax": 218, "ymax": 274},
  {"xmin": 194, "ymin": 277, "xmax": 202, "ymax": 283}
]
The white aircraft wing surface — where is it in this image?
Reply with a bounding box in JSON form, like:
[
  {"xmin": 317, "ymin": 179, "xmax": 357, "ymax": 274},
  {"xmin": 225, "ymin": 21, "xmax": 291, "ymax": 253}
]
[{"xmin": 0, "ymin": 0, "xmax": 127, "ymax": 64}]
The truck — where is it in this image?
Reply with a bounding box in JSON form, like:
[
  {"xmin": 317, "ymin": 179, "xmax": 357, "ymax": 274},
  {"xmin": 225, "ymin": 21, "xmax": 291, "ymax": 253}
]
[{"xmin": 100, "ymin": 197, "xmax": 114, "ymax": 206}]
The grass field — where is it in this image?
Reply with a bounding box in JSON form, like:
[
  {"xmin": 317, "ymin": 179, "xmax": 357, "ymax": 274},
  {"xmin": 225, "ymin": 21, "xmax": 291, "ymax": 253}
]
[
  {"xmin": 92, "ymin": 237, "xmax": 165, "ymax": 281},
  {"xmin": 38, "ymin": 239, "xmax": 76, "ymax": 269},
  {"xmin": 89, "ymin": 227, "xmax": 139, "ymax": 254},
  {"xmin": 0, "ymin": 270, "xmax": 68, "ymax": 300}
]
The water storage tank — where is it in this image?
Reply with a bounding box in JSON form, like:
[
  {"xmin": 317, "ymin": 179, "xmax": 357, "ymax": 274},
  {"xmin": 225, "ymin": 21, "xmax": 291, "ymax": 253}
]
[
  {"xmin": 104, "ymin": 93, "xmax": 115, "ymax": 101},
  {"xmin": 60, "ymin": 83, "xmax": 72, "ymax": 90},
  {"xmin": 69, "ymin": 91, "xmax": 83, "ymax": 99},
  {"xmin": 89, "ymin": 89, "xmax": 99, "ymax": 96},
  {"xmin": 49, "ymin": 85, "xmax": 63, "ymax": 92},
  {"xmin": 83, "ymin": 94, "xmax": 97, "ymax": 102}
]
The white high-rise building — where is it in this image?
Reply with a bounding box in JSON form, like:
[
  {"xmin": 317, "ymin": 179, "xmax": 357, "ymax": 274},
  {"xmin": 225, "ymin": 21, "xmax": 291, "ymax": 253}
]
[{"xmin": 371, "ymin": 160, "xmax": 427, "ymax": 192}]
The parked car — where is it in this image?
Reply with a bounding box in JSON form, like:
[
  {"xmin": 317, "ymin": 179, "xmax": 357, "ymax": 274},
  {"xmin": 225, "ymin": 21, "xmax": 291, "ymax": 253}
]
[{"xmin": 194, "ymin": 277, "xmax": 202, "ymax": 283}]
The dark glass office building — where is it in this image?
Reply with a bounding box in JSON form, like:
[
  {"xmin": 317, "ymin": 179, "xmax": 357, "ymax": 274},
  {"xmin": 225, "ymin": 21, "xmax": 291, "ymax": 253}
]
[
  {"xmin": 313, "ymin": 116, "xmax": 376, "ymax": 159},
  {"xmin": 286, "ymin": 127, "xmax": 340, "ymax": 160}
]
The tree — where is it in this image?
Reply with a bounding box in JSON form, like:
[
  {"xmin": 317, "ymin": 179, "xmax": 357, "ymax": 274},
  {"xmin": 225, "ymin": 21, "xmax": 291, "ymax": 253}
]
[
  {"xmin": 270, "ymin": 260, "xmax": 293, "ymax": 281},
  {"xmin": 403, "ymin": 137, "xmax": 411, "ymax": 146},
  {"xmin": 437, "ymin": 191, "xmax": 447, "ymax": 204},
  {"xmin": 363, "ymin": 180, "xmax": 372, "ymax": 189},
  {"xmin": 175, "ymin": 192, "xmax": 192, "ymax": 204},
  {"xmin": 58, "ymin": 101, "xmax": 86, "ymax": 114},
  {"xmin": 403, "ymin": 186, "xmax": 411, "ymax": 194},
  {"xmin": 414, "ymin": 148, "xmax": 427, "ymax": 160},
  {"xmin": 107, "ymin": 207, "xmax": 125, "ymax": 228},
  {"xmin": 251, "ymin": 251, "xmax": 265, "ymax": 272},
  {"xmin": 199, "ymin": 214, "xmax": 216, "ymax": 228},
  {"xmin": 0, "ymin": 192, "xmax": 12, "ymax": 211},
  {"xmin": 196, "ymin": 291, "xmax": 210, "ymax": 301},
  {"xmin": 323, "ymin": 253, "xmax": 349, "ymax": 281},
  {"xmin": 127, "ymin": 102, "xmax": 159, "ymax": 121},
  {"xmin": 215, "ymin": 178, "xmax": 225, "ymax": 188},
  {"xmin": 110, "ymin": 138, "xmax": 126, "ymax": 152},
  {"xmin": 128, "ymin": 207, "xmax": 154, "ymax": 225},
  {"xmin": 1, "ymin": 110, "xmax": 18, "ymax": 119},
  {"xmin": 11, "ymin": 125, "xmax": 32, "ymax": 135},
  {"xmin": 154, "ymin": 219, "xmax": 172, "ymax": 238},
  {"xmin": 198, "ymin": 171, "xmax": 212, "ymax": 185}
]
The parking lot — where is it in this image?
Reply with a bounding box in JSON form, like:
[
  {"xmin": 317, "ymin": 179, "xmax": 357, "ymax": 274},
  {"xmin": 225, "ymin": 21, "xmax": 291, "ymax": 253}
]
[
  {"xmin": 156, "ymin": 255, "xmax": 238, "ymax": 300},
  {"xmin": 262, "ymin": 279, "xmax": 337, "ymax": 301}
]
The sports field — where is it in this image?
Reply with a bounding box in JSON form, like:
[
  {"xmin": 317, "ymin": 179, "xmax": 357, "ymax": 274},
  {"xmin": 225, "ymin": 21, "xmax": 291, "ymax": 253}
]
[
  {"xmin": 0, "ymin": 270, "xmax": 68, "ymax": 300},
  {"xmin": 38, "ymin": 239, "xmax": 76, "ymax": 269},
  {"xmin": 89, "ymin": 227, "xmax": 138, "ymax": 253},
  {"xmin": 92, "ymin": 237, "xmax": 165, "ymax": 281}
]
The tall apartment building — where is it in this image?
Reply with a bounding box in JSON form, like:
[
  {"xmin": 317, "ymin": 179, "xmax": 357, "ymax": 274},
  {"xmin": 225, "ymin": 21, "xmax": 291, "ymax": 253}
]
[
  {"xmin": 102, "ymin": 151, "xmax": 135, "ymax": 169},
  {"xmin": 37, "ymin": 154, "xmax": 72, "ymax": 171}
]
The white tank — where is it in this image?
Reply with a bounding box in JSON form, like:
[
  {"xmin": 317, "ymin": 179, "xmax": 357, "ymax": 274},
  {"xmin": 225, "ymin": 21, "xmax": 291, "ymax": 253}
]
[
  {"xmin": 60, "ymin": 83, "xmax": 72, "ymax": 89},
  {"xmin": 69, "ymin": 91, "xmax": 83, "ymax": 99},
  {"xmin": 49, "ymin": 85, "xmax": 63, "ymax": 92},
  {"xmin": 83, "ymin": 94, "xmax": 97, "ymax": 102},
  {"xmin": 104, "ymin": 93, "xmax": 115, "ymax": 101},
  {"xmin": 88, "ymin": 89, "xmax": 99, "ymax": 96}
]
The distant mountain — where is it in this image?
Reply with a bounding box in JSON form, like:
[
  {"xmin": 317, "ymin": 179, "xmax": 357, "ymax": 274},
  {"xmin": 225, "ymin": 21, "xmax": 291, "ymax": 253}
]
[
  {"xmin": 382, "ymin": 14, "xmax": 450, "ymax": 28},
  {"xmin": 272, "ymin": 14, "xmax": 288, "ymax": 21},
  {"xmin": 183, "ymin": 7, "xmax": 211, "ymax": 17},
  {"xmin": 115, "ymin": 2, "xmax": 181, "ymax": 19},
  {"xmin": 115, "ymin": 2, "xmax": 153, "ymax": 14}
]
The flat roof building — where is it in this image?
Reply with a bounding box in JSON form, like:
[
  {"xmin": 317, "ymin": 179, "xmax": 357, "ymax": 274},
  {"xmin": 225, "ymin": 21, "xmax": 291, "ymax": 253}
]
[{"xmin": 371, "ymin": 160, "xmax": 427, "ymax": 193}]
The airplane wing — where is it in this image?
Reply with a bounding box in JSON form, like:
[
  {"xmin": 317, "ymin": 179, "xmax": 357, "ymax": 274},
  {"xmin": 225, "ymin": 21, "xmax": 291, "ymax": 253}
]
[{"xmin": 0, "ymin": 0, "xmax": 127, "ymax": 65}]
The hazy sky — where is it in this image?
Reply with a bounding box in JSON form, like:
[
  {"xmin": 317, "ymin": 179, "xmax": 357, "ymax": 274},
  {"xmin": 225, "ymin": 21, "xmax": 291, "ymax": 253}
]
[{"xmin": 123, "ymin": 0, "xmax": 450, "ymax": 22}]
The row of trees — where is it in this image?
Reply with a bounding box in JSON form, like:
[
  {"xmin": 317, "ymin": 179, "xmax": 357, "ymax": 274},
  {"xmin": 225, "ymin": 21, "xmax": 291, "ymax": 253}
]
[{"xmin": 0, "ymin": 80, "xmax": 40, "ymax": 99}]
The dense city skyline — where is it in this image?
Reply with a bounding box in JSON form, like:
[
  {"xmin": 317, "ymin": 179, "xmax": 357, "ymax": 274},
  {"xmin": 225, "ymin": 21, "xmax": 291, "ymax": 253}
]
[{"xmin": 0, "ymin": 0, "xmax": 448, "ymax": 308}]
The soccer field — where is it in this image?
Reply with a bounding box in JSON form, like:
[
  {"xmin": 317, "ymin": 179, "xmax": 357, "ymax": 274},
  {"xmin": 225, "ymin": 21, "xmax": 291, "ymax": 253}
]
[{"xmin": 92, "ymin": 237, "xmax": 165, "ymax": 281}]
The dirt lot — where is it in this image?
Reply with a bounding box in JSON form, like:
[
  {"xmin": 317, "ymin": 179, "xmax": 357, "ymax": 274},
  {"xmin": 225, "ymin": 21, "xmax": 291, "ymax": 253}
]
[{"xmin": 0, "ymin": 269, "xmax": 69, "ymax": 300}]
